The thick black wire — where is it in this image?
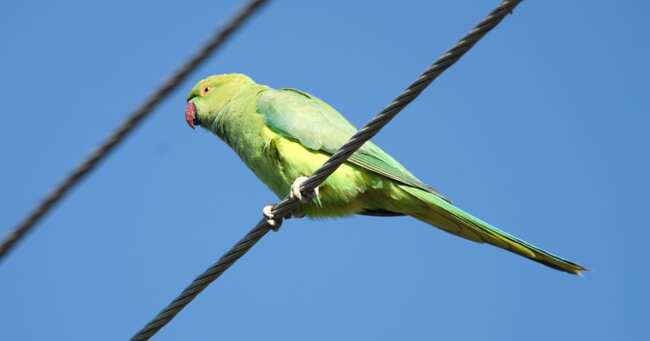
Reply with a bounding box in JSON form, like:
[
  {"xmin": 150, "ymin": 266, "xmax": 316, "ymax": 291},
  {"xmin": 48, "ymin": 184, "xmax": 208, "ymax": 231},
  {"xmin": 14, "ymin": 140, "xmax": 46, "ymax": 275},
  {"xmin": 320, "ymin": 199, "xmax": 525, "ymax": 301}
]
[
  {"xmin": 130, "ymin": 1, "xmax": 523, "ymax": 340},
  {"xmin": 0, "ymin": 0, "xmax": 270, "ymax": 262}
]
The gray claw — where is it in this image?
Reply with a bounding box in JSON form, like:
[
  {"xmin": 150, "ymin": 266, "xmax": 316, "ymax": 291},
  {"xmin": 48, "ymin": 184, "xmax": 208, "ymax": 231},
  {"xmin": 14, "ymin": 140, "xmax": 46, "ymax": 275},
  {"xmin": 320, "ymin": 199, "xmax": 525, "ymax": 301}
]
[
  {"xmin": 290, "ymin": 176, "xmax": 319, "ymax": 202},
  {"xmin": 262, "ymin": 205, "xmax": 282, "ymax": 230}
]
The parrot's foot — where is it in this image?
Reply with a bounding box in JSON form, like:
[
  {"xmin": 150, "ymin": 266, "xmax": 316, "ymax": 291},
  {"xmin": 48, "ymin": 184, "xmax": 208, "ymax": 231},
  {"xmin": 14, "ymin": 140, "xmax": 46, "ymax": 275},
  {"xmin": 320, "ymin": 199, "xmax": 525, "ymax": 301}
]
[
  {"xmin": 290, "ymin": 176, "xmax": 319, "ymax": 203},
  {"xmin": 263, "ymin": 205, "xmax": 283, "ymax": 231},
  {"xmin": 262, "ymin": 204, "xmax": 305, "ymax": 231}
]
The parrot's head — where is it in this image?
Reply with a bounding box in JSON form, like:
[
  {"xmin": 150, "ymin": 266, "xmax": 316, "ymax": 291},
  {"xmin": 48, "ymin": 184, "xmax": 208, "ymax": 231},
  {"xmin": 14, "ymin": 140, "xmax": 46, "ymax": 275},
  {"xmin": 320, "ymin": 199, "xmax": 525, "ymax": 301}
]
[{"xmin": 185, "ymin": 73, "xmax": 254, "ymax": 129}]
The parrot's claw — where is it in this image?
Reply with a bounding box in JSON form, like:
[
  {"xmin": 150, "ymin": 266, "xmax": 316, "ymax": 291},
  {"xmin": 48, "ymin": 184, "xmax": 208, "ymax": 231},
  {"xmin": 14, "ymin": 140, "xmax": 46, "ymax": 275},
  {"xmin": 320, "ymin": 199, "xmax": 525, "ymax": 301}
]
[
  {"xmin": 263, "ymin": 205, "xmax": 282, "ymax": 231},
  {"xmin": 290, "ymin": 176, "xmax": 319, "ymax": 203}
]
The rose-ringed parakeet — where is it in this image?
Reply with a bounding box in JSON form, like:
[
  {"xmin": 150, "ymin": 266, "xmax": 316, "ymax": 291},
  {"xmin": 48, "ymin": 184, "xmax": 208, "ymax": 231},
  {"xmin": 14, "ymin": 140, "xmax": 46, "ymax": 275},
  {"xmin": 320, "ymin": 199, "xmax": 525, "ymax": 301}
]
[{"xmin": 185, "ymin": 73, "xmax": 586, "ymax": 275}]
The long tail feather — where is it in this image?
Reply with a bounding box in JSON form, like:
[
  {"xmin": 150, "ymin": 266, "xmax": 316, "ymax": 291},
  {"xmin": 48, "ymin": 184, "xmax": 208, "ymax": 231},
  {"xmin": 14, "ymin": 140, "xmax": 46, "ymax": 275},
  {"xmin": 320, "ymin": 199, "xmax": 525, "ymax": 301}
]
[{"xmin": 401, "ymin": 186, "xmax": 587, "ymax": 275}]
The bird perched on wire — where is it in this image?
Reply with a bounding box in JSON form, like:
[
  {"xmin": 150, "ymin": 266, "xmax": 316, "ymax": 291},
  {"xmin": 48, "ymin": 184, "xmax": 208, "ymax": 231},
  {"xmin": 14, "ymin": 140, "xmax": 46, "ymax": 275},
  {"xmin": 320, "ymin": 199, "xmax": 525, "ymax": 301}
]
[{"xmin": 185, "ymin": 73, "xmax": 586, "ymax": 275}]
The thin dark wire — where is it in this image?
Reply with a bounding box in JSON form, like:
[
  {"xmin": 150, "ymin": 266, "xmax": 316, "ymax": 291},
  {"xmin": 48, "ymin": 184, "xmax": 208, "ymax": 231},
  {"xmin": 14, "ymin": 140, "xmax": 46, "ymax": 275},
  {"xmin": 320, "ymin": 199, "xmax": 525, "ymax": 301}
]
[
  {"xmin": 0, "ymin": 0, "xmax": 270, "ymax": 262},
  {"xmin": 130, "ymin": 1, "xmax": 523, "ymax": 340}
]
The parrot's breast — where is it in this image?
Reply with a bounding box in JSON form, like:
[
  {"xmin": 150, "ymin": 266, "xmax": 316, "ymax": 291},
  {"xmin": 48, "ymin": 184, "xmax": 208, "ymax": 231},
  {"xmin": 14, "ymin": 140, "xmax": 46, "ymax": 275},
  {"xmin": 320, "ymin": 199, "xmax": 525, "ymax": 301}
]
[{"xmin": 249, "ymin": 128, "xmax": 404, "ymax": 218}]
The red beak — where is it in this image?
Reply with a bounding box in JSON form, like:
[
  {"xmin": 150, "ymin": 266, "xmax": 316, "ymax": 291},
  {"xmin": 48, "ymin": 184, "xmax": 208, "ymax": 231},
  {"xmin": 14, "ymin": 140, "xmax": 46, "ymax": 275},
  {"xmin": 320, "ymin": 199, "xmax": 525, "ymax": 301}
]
[{"xmin": 185, "ymin": 101, "xmax": 197, "ymax": 129}]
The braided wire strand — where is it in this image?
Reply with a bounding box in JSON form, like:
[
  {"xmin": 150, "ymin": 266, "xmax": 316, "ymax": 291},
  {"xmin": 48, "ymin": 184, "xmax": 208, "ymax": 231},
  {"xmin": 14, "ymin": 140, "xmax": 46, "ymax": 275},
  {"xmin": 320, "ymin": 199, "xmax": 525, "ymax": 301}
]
[
  {"xmin": 131, "ymin": 1, "xmax": 523, "ymax": 339},
  {"xmin": 0, "ymin": 0, "xmax": 270, "ymax": 262},
  {"xmin": 130, "ymin": 221, "xmax": 270, "ymax": 341}
]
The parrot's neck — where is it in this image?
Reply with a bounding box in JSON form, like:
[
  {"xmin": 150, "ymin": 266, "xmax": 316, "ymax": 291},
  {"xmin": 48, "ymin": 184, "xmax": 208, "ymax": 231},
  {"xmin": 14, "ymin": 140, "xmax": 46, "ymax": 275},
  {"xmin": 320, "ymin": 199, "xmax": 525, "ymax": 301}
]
[{"xmin": 207, "ymin": 83, "xmax": 268, "ymax": 152}]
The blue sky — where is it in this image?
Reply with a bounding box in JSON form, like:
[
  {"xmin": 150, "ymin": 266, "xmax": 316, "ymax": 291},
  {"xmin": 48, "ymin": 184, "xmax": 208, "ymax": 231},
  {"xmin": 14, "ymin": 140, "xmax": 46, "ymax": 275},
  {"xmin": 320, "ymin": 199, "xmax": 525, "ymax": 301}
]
[{"xmin": 1, "ymin": 1, "xmax": 647, "ymax": 340}]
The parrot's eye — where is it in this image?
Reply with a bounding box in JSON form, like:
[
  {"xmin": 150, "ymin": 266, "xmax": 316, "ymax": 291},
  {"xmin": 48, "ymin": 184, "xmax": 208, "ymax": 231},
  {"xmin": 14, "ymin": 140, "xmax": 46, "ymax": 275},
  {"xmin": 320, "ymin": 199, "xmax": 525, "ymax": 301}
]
[{"xmin": 202, "ymin": 87, "xmax": 210, "ymax": 96}]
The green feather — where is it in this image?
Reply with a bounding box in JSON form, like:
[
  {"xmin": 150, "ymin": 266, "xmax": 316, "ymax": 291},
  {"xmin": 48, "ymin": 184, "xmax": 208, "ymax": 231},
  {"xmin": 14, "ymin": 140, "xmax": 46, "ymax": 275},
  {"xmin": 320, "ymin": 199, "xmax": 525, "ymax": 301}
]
[
  {"xmin": 257, "ymin": 87, "xmax": 450, "ymax": 202},
  {"xmin": 187, "ymin": 73, "xmax": 587, "ymax": 275}
]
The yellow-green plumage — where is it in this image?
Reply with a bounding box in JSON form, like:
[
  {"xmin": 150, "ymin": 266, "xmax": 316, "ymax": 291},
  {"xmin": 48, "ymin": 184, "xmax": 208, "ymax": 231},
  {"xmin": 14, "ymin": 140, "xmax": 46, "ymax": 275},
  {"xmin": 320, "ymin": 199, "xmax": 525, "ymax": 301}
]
[{"xmin": 187, "ymin": 73, "xmax": 586, "ymax": 275}]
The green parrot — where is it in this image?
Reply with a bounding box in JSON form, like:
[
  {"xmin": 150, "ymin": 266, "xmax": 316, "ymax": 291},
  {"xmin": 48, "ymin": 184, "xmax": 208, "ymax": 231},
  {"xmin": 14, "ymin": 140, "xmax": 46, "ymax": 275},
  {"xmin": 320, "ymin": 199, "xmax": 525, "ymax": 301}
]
[{"xmin": 185, "ymin": 73, "xmax": 586, "ymax": 275}]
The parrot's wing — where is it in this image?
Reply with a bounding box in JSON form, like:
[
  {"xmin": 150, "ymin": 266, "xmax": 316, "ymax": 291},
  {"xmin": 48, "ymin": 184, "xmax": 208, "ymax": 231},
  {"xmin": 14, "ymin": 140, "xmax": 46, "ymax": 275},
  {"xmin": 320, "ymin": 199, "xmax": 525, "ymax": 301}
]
[{"xmin": 257, "ymin": 88, "xmax": 450, "ymax": 202}]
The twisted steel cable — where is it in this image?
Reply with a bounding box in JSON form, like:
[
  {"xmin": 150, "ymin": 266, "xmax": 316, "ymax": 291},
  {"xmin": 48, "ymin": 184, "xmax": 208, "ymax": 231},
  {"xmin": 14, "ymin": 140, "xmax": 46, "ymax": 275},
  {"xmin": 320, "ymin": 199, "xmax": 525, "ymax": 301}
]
[
  {"xmin": 0, "ymin": 0, "xmax": 270, "ymax": 262},
  {"xmin": 130, "ymin": 1, "xmax": 523, "ymax": 339}
]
